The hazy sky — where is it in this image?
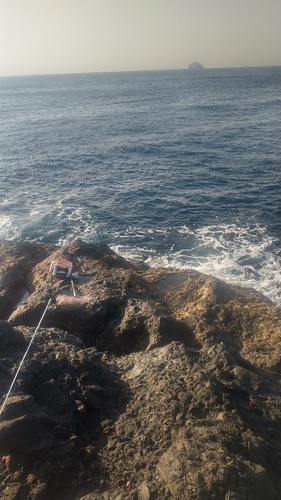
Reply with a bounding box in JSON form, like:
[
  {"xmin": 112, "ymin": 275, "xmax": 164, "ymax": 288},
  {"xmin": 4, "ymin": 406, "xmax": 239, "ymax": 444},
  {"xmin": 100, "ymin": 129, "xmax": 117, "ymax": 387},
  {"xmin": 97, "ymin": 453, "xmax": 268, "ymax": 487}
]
[{"xmin": 0, "ymin": 0, "xmax": 280, "ymax": 76}]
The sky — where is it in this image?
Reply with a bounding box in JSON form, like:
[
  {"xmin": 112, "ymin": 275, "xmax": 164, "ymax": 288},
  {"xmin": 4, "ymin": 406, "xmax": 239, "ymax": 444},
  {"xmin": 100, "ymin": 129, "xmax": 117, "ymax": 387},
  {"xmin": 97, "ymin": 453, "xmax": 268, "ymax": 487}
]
[{"xmin": 0, "ymin": 0, "xmax": 280, "ymax": 76}]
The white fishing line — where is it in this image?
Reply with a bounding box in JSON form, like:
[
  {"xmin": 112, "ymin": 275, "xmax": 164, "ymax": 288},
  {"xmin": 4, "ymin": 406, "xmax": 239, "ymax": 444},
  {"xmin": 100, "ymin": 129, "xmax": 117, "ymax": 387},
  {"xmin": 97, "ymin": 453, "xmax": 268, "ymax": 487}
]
[{"xmin": 0, "ymin": 298, "xmax": 52, "ymax": 419}]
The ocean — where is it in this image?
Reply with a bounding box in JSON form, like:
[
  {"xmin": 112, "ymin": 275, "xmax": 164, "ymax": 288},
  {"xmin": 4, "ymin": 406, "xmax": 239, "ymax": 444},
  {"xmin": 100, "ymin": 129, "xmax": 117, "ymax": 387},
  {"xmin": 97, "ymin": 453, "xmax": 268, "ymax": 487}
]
[{"xmin": 0, "ymin": 66, "xmax": 280, "ymax": 304}]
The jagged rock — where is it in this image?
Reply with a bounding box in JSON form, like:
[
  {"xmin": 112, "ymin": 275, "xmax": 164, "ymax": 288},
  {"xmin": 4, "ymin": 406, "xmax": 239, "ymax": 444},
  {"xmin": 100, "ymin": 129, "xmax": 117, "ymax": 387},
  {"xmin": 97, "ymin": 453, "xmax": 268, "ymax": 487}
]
[
  {"xmin": 5, "ymin": 240, "xmax": 280, "ymax": 371},
  {"xmin": 0, "ymin": 325, "xmax": 127, "ymax": 499},
  {"xmin": 0, "ymin": 240, "xmax": 280, "ymax": 500},
  {"xmin": 0, "ymin": 241, "xmax": 52, "ymax": 319}
]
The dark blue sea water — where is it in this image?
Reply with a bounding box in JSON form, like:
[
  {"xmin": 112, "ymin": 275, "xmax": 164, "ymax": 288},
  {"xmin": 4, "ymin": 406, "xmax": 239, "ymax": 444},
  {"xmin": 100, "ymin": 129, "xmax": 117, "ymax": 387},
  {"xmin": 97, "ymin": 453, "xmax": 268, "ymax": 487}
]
[{"xmin": 1, "ymin": 67, "xmax": 280, "ymax": 304}]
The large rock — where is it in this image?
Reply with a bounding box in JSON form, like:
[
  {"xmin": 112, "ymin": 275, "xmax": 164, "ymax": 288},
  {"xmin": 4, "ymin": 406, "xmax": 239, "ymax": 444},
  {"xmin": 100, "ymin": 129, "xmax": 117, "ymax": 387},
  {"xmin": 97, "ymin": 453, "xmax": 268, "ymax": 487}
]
[
  {"xmin": 188, "ymin": 61, "xmax": 205, "ymax": 70},
  {"xmin": 0, "ymin": 239, "xmax": 280, "ymax": 499},
  {"xmin": 0, "ymin": 241, "xmax": 52, "ymax": 319}
]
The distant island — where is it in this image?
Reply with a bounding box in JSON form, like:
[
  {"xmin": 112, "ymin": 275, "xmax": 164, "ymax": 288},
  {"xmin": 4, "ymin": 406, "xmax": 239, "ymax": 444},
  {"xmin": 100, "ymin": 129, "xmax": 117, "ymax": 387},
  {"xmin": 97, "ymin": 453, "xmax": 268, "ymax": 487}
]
[{"xmin": 188, "ymin": 61, "xmax": 205, "ymax": 70}]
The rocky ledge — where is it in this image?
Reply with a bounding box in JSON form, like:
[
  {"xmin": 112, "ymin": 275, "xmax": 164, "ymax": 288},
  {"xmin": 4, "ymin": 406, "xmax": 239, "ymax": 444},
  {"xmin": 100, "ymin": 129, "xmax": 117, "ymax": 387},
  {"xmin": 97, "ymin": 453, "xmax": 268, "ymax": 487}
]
[{"xmin": 0, "ymin": 239, "xmax": 280, "ymax": 500}]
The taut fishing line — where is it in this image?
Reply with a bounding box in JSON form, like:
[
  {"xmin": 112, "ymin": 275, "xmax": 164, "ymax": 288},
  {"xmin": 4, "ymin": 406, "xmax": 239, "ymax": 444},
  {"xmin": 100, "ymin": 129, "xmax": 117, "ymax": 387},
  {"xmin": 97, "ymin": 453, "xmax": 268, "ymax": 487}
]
[{"xmin": 0, "ymin": 298, "xmax": 52, "ymax": 419}]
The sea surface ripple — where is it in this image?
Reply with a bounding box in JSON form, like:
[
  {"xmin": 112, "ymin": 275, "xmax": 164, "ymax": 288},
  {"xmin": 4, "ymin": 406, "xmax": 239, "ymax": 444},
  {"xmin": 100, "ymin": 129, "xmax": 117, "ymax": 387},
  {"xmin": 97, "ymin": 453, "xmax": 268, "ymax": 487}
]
[{"xmin": 0, "ymin": 67, "xmax": 280, "ymax": 304}]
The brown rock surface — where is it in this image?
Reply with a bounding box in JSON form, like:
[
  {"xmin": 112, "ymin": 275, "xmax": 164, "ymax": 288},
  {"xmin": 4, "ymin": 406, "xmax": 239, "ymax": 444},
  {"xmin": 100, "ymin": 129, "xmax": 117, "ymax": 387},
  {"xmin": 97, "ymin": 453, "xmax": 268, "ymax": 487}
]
[
  {"xmin": 0, "ymin": 241, "xmax": 52, "ymax": 320},
  {"xmin": 0, "ymin": 239, "xmax": 280, "ymax": 500}
]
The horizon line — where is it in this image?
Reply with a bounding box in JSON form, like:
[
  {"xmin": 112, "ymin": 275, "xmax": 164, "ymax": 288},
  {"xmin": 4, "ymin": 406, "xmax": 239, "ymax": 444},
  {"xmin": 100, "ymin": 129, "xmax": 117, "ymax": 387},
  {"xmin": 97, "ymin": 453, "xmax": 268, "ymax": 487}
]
[{"xmin": 1, "ymin": 64, "xmax": 280, "ymax": 78}]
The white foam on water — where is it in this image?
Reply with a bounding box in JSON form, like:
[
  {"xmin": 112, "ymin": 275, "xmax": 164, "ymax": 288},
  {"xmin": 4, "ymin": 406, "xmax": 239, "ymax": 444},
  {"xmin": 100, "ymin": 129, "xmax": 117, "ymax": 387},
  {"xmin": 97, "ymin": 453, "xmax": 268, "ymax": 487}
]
[
  {"xmin": 15, "ymin": 199, "xmax": 100, "ymax": 245},
  {"xmin": 53, "ymin": 202, "xmax": 100, "ymax": 246},
  {"xmin": 0, "ymin": 214, "xmax": 20, "ymax": 241},
  {"xmin": 2, "ymin": 198, "xmax": 279, "ymax": 306},
  {"xmin": 112, "ymin": 223, "xmax": 281, "ymax": 305}
]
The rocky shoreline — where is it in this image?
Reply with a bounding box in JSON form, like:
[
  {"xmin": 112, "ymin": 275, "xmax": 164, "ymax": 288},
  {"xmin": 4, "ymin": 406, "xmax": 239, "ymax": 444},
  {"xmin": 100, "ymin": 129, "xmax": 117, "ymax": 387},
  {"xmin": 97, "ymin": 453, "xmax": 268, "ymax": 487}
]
[{"xmin": 0, "ymin": 239, "xmax": 280, "ymax": 500}]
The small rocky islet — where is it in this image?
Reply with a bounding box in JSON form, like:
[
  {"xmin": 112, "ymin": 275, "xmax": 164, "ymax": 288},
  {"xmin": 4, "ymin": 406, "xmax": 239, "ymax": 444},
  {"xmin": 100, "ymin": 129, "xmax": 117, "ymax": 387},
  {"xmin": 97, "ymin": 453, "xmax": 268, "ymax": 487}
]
[
  {"xmin": 0, "ymin": 239, "xmax": 280, "ymax": 500},
  {"xmin": 188, "ymin": 61, "xmax": 205, "ymax": 70}
]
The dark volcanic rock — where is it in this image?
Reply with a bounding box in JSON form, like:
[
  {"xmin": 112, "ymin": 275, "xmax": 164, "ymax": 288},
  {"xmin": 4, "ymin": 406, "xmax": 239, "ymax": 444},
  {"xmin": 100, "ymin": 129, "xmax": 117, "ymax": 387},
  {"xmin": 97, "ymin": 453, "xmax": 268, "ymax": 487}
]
[
  {"xmin": 0, "ymin": 326, "xmax": 128, "ymax": 499},
  {"xmin": 0, "ymin": 239, "xmax": 280, "ymax": 500}
]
